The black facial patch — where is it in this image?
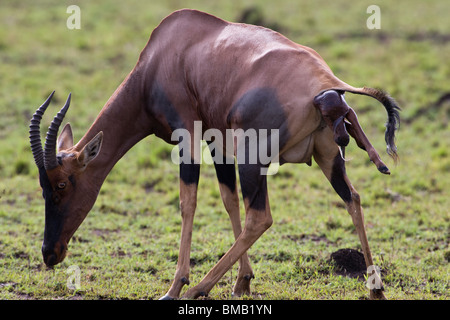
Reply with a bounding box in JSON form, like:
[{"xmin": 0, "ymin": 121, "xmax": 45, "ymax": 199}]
[
  {"xmin": 38, "ymin": 167, "xmax": 64, "ymax": 248},
  {"xmin": 38, "ymin": 167, "xmax": 53, "ymax": 200},
  {"xmin": 330, "ymin": 153, "xmax": 352, "ymax": 203}
]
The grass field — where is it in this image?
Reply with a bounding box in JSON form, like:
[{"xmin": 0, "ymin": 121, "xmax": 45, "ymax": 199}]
[{"xmin": 0, "ymin": 0, "xmax": 448, "ymax": 300}]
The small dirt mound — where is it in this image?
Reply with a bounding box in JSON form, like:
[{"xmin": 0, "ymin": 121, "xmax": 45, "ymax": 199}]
[{"xmin": 330, "ymin": 248, "xmax": 367, "ymax": 280}]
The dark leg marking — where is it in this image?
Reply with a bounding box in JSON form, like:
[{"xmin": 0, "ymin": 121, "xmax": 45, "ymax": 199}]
[
  {"xmin": 238, "ymin": 163, "xmax": 267, "ymax": 211},
  {"xmin": 226, "ymin": 88, "xmax": 290, "ymax": 211},
  {"xmin": 213, "ymin": 161, "xmax": 236, "ymax": 193},
  {"xmin": 227, "ymin": 87, "xmax": 290, "ymax": 150},
  {"xmin": 330, "ymin": 152, "xmax": 352, "ymax": 203},
  {"xmin": 206, "ymin": 141, "xmax": 237, "ymax": 193},
  {"xmin": 180, "ymin": 161, "xmax": 200, "ymax": 185}
]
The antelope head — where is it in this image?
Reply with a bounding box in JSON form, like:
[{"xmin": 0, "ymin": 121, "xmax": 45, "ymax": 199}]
[{"xmin": 29, "ymin": 92, "xmax": 103, "ymax": 267}]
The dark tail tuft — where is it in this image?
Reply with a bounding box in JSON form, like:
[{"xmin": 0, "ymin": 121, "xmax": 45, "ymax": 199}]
[{"xmin": 349, "ymin": 87, "xmax": 401, "ymax": 162}]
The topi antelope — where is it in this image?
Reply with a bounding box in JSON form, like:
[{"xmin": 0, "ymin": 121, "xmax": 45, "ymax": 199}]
[{"xmin": 29, "ymin": 9, "xmax": 399, "ymax": 300}]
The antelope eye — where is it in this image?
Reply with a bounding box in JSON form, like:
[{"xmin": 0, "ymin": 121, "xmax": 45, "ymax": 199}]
[{"xmin": 57, "ymin": 182, "xmax": 66, "ymax": 189}]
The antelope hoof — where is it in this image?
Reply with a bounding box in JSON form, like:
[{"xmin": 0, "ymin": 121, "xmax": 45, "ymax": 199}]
[
  {"xmin": 159, "ymin": 294, "xmax": 175, "ymax": 300},
  {"xmin": 182, "ymin": 286, "xmax": 208, "ymax": 299},
  {"xmin": 232, "ymin": 274, "xmax": 254, "ymax": 297},
  {"xmin": 370, "ymin": 288, "xmax": 387, "ymax": 300},
  {"xmin": 377, "ymin": 165, "xmax": 390, "ymax": 175}
]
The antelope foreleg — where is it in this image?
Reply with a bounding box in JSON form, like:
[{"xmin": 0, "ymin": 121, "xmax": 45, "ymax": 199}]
[
  {"xmin": 160, "ymin": 163, "xmax": 200, "ymax": 300},
  {"xmin": 182, "ymin": 205, "xmax": 272, "ymax": 299},
  {"xmin": 182, "ymin": 164, "xmax": 271, "ymax": 299}
]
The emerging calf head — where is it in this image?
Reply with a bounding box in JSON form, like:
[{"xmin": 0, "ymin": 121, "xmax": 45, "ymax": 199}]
[{"xmin": 29, "ymin": 92, "xmax": 103, "ymax": 267}]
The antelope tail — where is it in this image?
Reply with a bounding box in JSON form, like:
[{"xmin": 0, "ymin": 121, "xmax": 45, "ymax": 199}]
[{"xmin": 345, "ymin": 87, "xmax": 401, "ymax": 162}]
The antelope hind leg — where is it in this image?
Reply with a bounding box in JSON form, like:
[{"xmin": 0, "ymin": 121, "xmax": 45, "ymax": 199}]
[{"xmin": 313, "ymin": 134, "xmax": 386, "ymax": 300}]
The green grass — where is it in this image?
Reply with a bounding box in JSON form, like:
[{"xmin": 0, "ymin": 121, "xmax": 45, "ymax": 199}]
[{"xmin": 0, "ymin": 0, "xmax": 449, "ymax": 300}]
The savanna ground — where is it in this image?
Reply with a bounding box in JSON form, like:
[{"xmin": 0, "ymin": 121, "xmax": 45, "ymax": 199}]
[{"xmin": 0, "ymin": 0, "xmax": 448, "ymax": 300}]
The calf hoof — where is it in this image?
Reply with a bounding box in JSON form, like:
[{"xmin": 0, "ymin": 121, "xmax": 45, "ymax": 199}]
[{"xmin": 377, "ymin": 165, "xmax": 390, "ymax": 175}]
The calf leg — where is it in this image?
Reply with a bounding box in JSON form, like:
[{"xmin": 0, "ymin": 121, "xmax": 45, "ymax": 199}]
[
  {"xmin": 314, "ymin": 90, "xmax": 390, "ymax": 174},
  {"xmin": 344, "ymin": 108, "xmax": 390, "ymax": 174}
]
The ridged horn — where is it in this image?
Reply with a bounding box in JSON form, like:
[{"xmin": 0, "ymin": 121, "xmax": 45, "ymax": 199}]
[
  {"xmin": 29, "ymin": 91, "xmax": 55, "ymax": 169},
  {"xmin": 44, "ymin": 93, "xmax": 71, "ymax": 170}
]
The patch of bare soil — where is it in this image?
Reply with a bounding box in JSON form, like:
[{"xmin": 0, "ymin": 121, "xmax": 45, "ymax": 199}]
[{"xmin": 330, "ymin": 248, "xmax": 367, "ymax": 280}]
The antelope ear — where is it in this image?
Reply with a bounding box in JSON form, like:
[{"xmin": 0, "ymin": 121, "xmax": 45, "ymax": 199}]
[
  {"xmin": 78, "ymin": 131, "xmax": 103, "ymax": 167},
  {"xmin": 57, "ymin": 123, "xmax": 74, "ymax": 152}
]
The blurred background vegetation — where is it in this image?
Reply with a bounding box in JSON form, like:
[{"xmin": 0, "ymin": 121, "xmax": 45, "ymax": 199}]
[{"xmin": 0, "ymin": 0, "xmax": 448, "ymax": 299}]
